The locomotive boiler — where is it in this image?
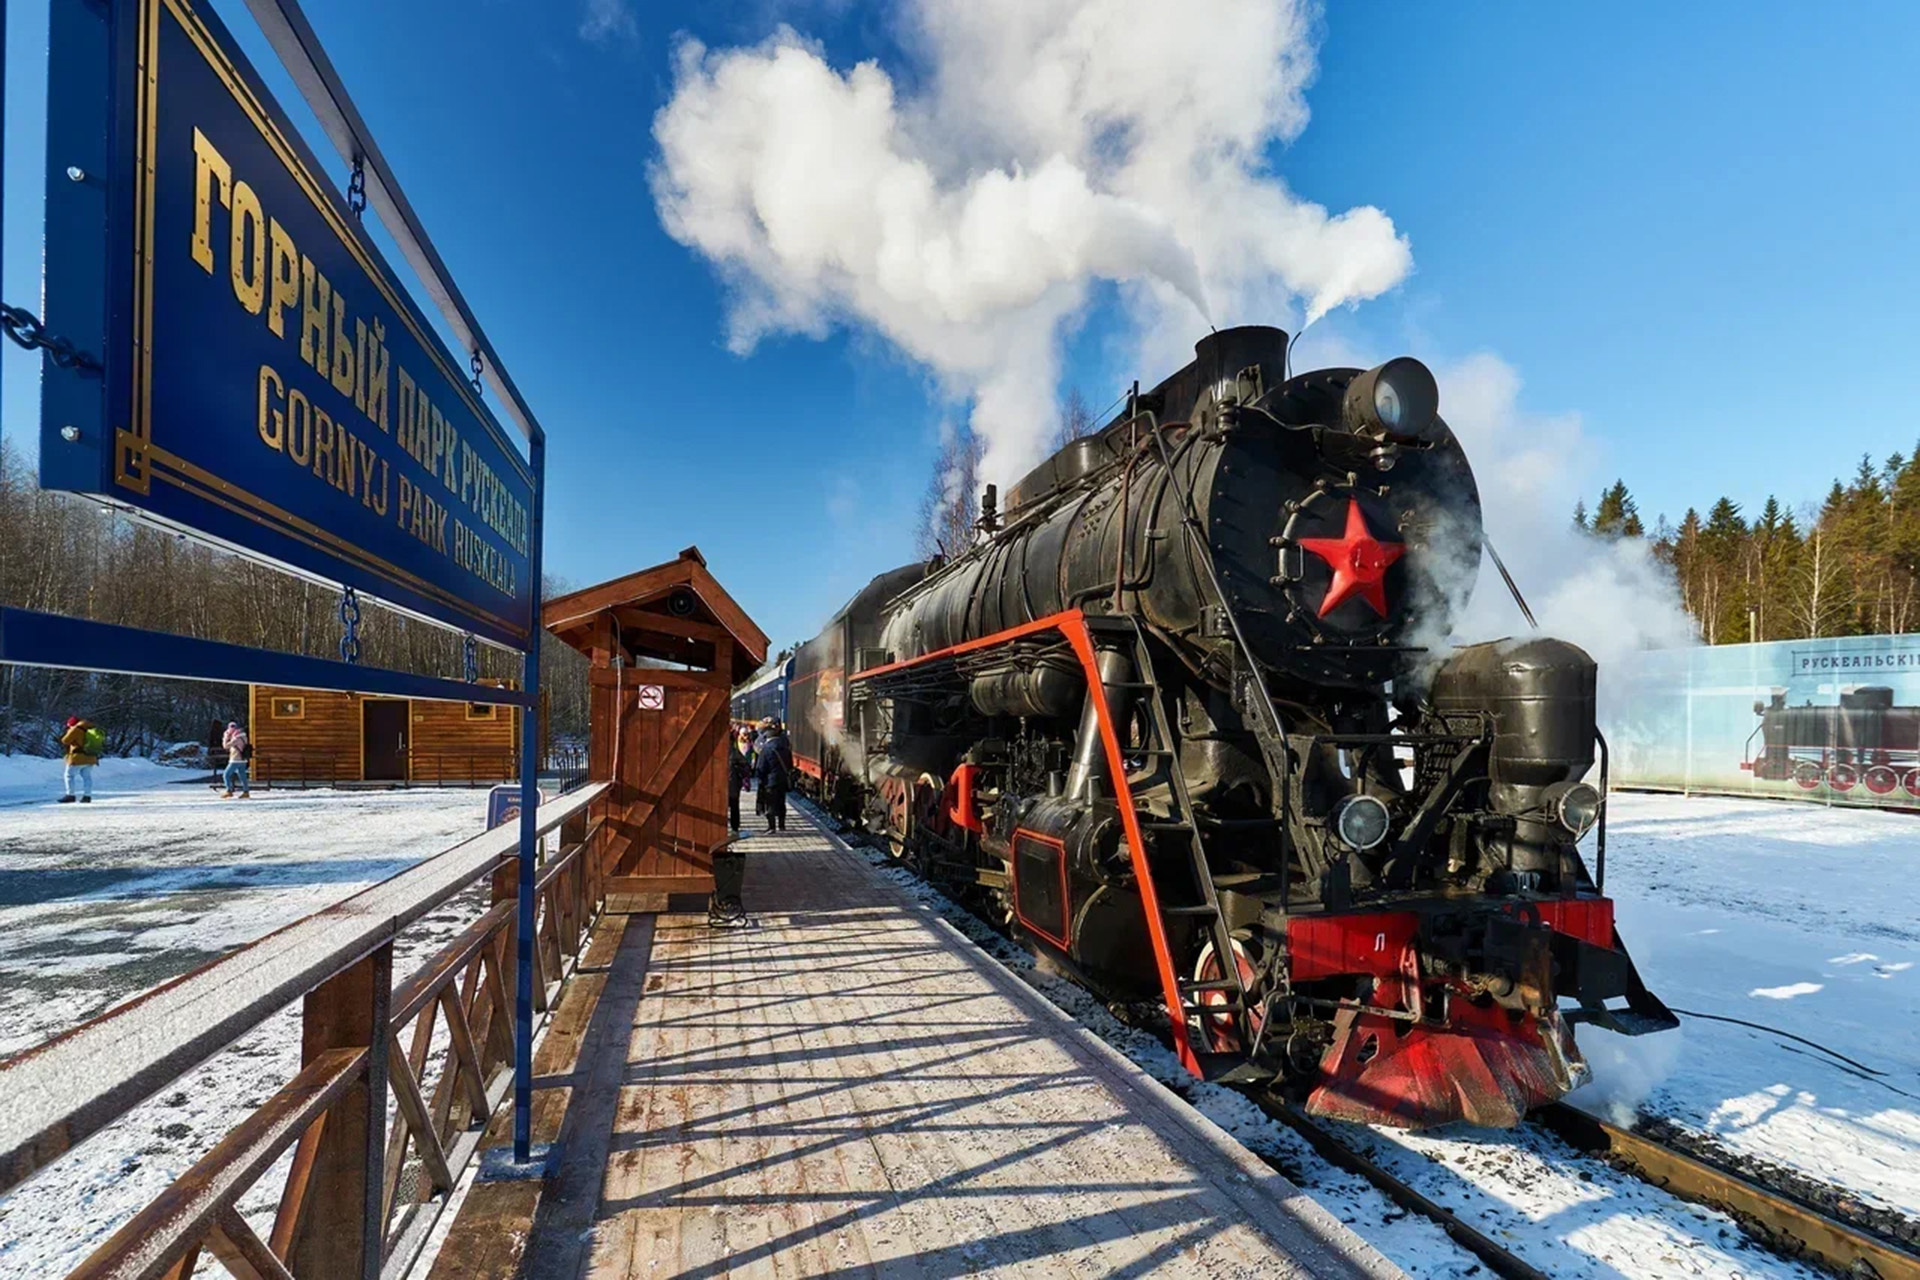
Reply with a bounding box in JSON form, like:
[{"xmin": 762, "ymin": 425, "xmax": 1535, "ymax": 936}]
[{"xmin": 779, "ymin": 325, "xmax": 1675, "ymax": 1129}]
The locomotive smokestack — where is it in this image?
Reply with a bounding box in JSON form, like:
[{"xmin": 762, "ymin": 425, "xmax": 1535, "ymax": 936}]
[{"xmin": 1192, "ymin": 325, "xmax": 1289, "ymax": 404}]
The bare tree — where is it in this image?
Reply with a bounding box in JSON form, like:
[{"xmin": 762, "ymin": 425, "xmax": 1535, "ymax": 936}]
[
  {"xmin": 1787, "ymin": 509, "xmax": 1847, "ymax": 640},
  {"xmin": 0, "ymin": 438, "xmax": 591, "ymax": 754},
  {"xmin": 915, "ymin": 425, "xmax": 984, "ymax": 561},
  {"xmin": 1052, "ymin": 387, "xmax": 1097, "ymax": 453}
]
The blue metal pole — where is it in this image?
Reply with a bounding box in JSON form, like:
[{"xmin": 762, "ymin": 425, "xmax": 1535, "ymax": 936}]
[{"xmin": 512, "ymin": 432, "xmax": 545, "ymax": 1163}]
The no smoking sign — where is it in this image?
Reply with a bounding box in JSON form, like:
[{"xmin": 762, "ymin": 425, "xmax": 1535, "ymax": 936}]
[{"xmin": 636, "ymin": 684, "xmax": 666, "ymax": 711}]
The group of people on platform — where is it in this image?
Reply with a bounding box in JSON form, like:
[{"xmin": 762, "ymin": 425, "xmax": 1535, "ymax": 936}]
[{"xmin": 728, "ymin": 717, "xmax": 793, "ymax": 834}]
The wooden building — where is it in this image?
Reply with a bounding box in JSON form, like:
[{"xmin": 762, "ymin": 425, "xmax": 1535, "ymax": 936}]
[
  {"xmin": 248, "ymin": 682, "xmax": 520, "ymax": 787},
  {"xmin": 545, "ymin": 547, "xmax": 767, "ymax": 900}
]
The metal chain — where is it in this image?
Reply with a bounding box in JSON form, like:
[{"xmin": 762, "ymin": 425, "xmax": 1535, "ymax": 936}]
[
  {"xmin": 469, "ymin": 350, "xmax": 484, "ymax": 394},
  {"xmin": 0, "ymin": 303, "xmax": 100, "ymax": 372},
  {"xmin": 338, "ymin": 586, "xmax": 363, "ymax": 664},
  {"xmin": 463, "ymin": 632, "xmax": 478, "ymax": 684},
  {"xmin": 346, "ymin": 155, "xmax": 367, "ymax": 219}
]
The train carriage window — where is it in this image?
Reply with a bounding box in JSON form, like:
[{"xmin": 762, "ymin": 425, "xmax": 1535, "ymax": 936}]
[{"xmin": 467, "ymin": 703, "xmax": 498, "ymax": 721}]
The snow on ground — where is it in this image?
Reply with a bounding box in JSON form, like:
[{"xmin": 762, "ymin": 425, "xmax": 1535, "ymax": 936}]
[
  {"xmin": 815, "ymin": 802, "xmax": 1827, "ymax": 1280},
  {"xmin": 0, "ymin": 760, "xmax": 491, "ymax": 1276},
  {"xmin": 0, "ymin": 756, "xmax": 488, "ymax": 1055},
  {"xmin": 1568, "ymin": 791, "xmax": 1920, "ymax": 1222}
]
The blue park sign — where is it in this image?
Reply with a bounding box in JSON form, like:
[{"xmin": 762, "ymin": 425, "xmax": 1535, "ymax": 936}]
[{"xmin": 41, "ymin": 0, "xmax": 534, "ymax": 648}]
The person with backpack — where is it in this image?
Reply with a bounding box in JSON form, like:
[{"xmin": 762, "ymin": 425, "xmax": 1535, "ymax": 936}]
[
  {"xmin": 59, "ymin": 716, "xmax": 104, "ymax": 804},
  {"xmin": 754, "ymin": 717, "xmax": 794, "ymax": 833},
  {"xmin": 220, "ymin": 720, "xmax": 253, "ymax": 799}
]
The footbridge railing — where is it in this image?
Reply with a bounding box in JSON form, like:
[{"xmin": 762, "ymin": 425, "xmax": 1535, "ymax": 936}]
[{"xmin": 0, "ymin": 782, "xmax": 612, "ymax": 1280}]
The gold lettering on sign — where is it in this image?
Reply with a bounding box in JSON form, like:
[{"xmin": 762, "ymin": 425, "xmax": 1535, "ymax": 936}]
[
  {"xmin": 190, "ymin": 128, "xmax": 231, "ymax": 274},
  {"xmin": 257, "ymin": 364, "xmax": 285, "ymax": 450},
  {"xmin": 187, "ymin": 127, "xmax": 526, "ymax": 599},
  {"xmin": 229, "ymin": 180, "xmax": 266, "ymax": 314}
]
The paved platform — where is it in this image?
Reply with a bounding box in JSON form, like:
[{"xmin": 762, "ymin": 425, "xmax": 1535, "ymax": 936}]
[{"xmin": 432, "ymin": 808, "xmax": 1402, "ymax": 1278}]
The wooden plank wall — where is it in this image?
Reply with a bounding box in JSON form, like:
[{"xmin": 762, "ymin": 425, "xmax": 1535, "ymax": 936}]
[
  {"xmin": 408, "ymin": 696, "xmax": 519, "ymax": 784},
  {"xmin": 250, "ymin": 686, "xmax": 519, "ymax": 784},
  {"xmin": 591, "ymin": 665, "xmax": 731, "ymax": 891},
  {"xmin": 251, "ymin": 686, "xmax": 361, "ymax": 781}
]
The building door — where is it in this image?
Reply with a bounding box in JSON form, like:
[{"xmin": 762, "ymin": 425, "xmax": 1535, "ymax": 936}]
[{"xmin": 363, "ymin": 700, "xmax": 411, "ymax": 781}]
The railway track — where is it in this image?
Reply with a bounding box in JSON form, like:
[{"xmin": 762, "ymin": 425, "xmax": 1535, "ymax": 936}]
[{"xmin": 1266, "ymin": 1094, "xmax": 1920, "ymax": 1280}]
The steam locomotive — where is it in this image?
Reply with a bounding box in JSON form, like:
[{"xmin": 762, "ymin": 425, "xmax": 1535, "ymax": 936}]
[
  {"xmin": 1745, "ymin": 686, "xmax": 1920, "ymax": 795},
  {"xmin": 747, "ymin": 326, "xmax": 1675, "ymax": 1129}
]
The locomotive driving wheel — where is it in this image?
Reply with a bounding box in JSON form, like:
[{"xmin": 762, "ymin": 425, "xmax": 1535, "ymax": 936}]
[
  {"xmin": 1865, "ymin": 764, "xmax": 1899, "ymax": 795},
  {"xmin": 1827, "ymin": 762, "xmax": 1859, "ymax": 792},
  {"xmin": 882, "ymin": 775, "xmax": 912, "ymax": 858},
  {"xmin": 1904, "ymin": 768, "xmax": 1920, "ymax": 798},
  {"xmin": 1193, "ymin": 936, "xmax": 1265, "ymax": 1054},
  {"xmin": 1792, "ymin": 761, "xmax": 1824, "ymax": 790}
]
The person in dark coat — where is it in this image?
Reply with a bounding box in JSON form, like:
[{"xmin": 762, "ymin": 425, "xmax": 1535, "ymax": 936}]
[
  {"xmin": 727, "ymin": 730, "xmax": 753, "ymax": 833},
  {"xmin": 754, "ymin": 717, "xmax": 794, "ymax": 832}
]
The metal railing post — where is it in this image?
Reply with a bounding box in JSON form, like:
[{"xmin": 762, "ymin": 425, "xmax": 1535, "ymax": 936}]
[{"xmin": 512, "ymin": 434, "xmax": 546, "ymax": 1163}]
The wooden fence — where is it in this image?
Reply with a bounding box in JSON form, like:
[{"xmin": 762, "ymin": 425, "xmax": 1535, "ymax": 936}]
[{"xmin": 0, "ymin": 783, "xmax": 612, "ymax": 1280}]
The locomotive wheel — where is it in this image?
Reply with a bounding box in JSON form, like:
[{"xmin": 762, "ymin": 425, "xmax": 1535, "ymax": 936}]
[
  {"xmin": 1827, "ymin": 762, "xmax": 1859, "ymax": 792},
  {"xmin": 882, "ymin": 777, "xmax": 912, "ymax": 858},
  {"xmin": 1193, "ymin": 937, "xmax": 1264, "ymax": 1054},
  {"xmin": 1905, "ymin": 768, "xmax": 1920, "ymax": 798},
  {"xmin": 1865, "ymin": 764, "xmax": 1899, "ymax": 795},
  {"xmin": 1792, "ymin": 761, "xmax": 1823, "ymax": 790}
]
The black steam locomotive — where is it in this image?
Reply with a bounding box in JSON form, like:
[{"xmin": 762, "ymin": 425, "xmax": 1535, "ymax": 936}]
[
  {"xmin": 773, "ymin": 326, "xmax": 1674, "ymax": 1128},
  {"xmin": 1746, "ymin": 686, "xmax": 1920, "ymax": 796}
]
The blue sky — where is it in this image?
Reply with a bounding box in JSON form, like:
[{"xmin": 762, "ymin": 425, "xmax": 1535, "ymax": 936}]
[{"xmin": 6, "ymin": 1, "xmax": 1919, "ymax": 652}]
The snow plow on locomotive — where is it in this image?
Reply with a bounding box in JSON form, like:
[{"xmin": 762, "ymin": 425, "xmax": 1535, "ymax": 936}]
[{"xmin": 780, "ymin": 326, "xmax": 1676, "ymax": 1129}]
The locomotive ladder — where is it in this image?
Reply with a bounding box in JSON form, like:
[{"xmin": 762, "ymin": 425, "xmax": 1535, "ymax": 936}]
[{"xmin": 1085, "ymin": 615, "xmax": 1259, "ymax": 1080}]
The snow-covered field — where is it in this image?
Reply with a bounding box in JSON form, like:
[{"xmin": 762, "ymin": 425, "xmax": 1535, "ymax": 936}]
[
  {"xmin": 0, "ymin": 757, "xmax": 491, "ymax": 1276},
  {"xmin": 0, "ymin": 755, "xmax": 489, "ymax": 1055},
  {"xmin": 1577, "ymin": 792, "xmax": 1920, "ymax": 1219}
]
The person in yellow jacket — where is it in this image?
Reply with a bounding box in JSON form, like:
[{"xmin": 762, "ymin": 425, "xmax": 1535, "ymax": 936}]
[{"xmin": 59, "ymin": 716, "xmax": 100, "ymax": 804}]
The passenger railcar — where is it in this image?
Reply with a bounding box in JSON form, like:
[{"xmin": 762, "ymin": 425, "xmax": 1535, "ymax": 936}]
[{"xmin": 731, "ymin": 659, "xmax": 790, "ymax": 734}]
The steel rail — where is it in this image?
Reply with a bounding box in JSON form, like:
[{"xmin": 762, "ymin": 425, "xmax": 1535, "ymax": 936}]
[{"xmin": 1533, "ymin": 1102, "xmax": 1920, "ymax": 1280}]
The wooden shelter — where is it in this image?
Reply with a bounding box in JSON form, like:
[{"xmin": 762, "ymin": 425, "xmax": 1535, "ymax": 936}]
[
  {"xmin": 248, "ymin": 681, "xmax": 520, "ymax": 786},
  {"xmin": 545, "ymin": 547, "xmax": 768, "ymax": 899}
]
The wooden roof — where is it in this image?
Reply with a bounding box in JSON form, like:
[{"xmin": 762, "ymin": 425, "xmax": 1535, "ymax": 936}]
[{"xmin": 543, "ymin": 546, "xmax": 768, "ymax": 677}]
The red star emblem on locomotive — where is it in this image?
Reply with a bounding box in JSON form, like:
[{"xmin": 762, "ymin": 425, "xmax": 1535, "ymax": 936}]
[{"xmin": 1297, "ymin": 499, "xmax": 1405, "ymax": 618}]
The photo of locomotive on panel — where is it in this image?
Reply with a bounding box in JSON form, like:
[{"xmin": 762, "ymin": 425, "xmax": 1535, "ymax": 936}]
[
  {"xmin": 1602, "ymin": 634, "xmax": 1920, "ymax": 806},
  {"xmin": 738, "ymin": 325, "xmax": 1677, "ymax": 1130},
  {"xmin": 1749, "ymin": 686, "xmax": 1920, "ymax": 796}
]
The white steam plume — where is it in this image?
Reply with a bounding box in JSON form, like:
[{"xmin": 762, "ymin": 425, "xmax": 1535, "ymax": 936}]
[
  {"xmin": 650, "ymin": 0, "xmax": 1412, "ymax": 488},
  {"xmin": 1436, "ymin": 353, "xmax": 1698, "ymax": 668}
]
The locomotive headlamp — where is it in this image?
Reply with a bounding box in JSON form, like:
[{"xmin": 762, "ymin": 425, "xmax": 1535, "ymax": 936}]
[
  {"xmin": 1332, "ymin": 794, "xmax": 1392, "ymax": 851},
  {"xmin": 1344, "ymin": 357, "xmax": 1440, "ymax": 442},
  {"xmin": 1546, "ymin": 780, "xmax": 1603, "ymax": 836}
]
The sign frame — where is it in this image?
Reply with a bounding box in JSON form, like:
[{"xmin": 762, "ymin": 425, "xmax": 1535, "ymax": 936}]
[
  {"xmin": 41, "ymin": 0, "xmax": 533, "ymax": 648},
  {"xmin": 30, "ymin": 0, "xmax": 555, "ymax": 1165}
]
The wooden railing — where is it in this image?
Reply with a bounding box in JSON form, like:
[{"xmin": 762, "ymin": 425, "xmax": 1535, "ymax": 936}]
[{"xmin": 0, "ymin": 782, "xmax": 612, "ymax": 1280}]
